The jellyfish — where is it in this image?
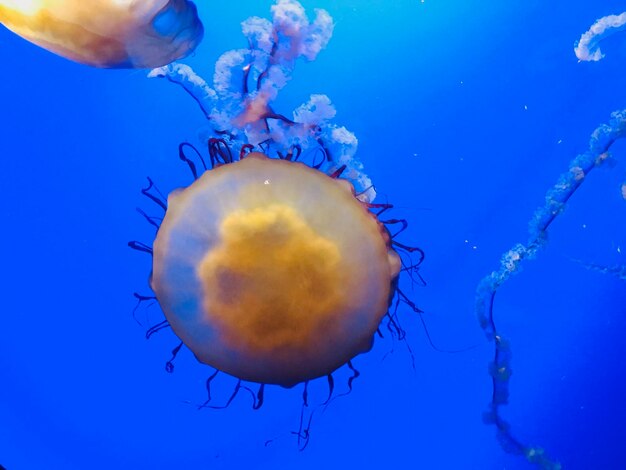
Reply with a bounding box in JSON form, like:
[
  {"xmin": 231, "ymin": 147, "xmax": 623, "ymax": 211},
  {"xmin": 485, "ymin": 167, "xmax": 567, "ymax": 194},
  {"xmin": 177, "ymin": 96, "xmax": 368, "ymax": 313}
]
[
  {"xmin": 0, "ymin": 0, "xmax": 203, "ymax": 68},
  {"xmin": 152, "ymin": 152, "xmax": 401, "ymax": 387},
  {"xmin": 130, "ymin": 0, "xmax": 422, "ymax": 442},
  {"xmin": 476, "ymin": 14, "xmax": 626, "ymax": 468}
]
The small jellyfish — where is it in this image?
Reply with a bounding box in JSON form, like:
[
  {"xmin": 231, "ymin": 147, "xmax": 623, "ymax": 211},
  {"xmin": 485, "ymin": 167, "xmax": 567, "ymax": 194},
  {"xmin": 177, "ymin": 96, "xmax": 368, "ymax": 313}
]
[{"xmin": 0, "ymin": 0, "xmax": 203, "ymax": 68}]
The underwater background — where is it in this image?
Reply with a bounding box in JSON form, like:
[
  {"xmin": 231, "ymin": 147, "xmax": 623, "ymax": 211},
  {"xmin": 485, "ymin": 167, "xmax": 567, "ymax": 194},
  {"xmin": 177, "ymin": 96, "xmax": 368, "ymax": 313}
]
[{"xmin": 1, "ymin": 0, "xmax": 625, "ymax": 468}]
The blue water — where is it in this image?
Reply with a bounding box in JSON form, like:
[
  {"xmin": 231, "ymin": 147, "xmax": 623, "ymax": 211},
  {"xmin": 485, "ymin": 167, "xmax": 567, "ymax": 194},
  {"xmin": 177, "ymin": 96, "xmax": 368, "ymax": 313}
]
[{"xmin": 1, "ymin": 1, "xmax": 625, "ymax": 468}]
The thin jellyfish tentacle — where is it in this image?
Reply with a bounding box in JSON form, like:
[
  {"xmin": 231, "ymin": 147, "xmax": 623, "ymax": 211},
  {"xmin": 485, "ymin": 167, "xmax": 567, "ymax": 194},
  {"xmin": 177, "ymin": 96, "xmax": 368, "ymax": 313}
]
[
  {"xmin": 127, "ymin": 240, "xmax": 153, "ymax": 256},
  {"xmin": 322, "ymin": 360, "xmax": 361, "ymax": 406},
  {"xmin": 198, "ymin": 369, "xmax": 220, "ymax": 409},
  {"xmin": 140, "ymin": 177, "xmax": 168, "ymax": 212},
  {"xmin": 136, "ymin": 207, "xmax": 162, "ymax": 232},
  {"xmin": 131, "ymin": 293, "xmax": 157, "ymax": 326},
  {"xmin": 165, "ymin": 341, "xmax": 184, "ymax": 373},
  {"xmin": 178, "ymin": 142, "xmax": 204, "ymax": 180},
  {"xmin": 128, "ymin": 190, "xmax": 158, "ymax": 256},
  {"xmin": 572, "ymin": 259, "xmax": 626, "ymax": 281},
  {"xmin": 145, "ymin": 319, "xmax": 170, "ymax": 339},
  {"xmin": 476, "ymin": 110, "xmax": 626, "ymax": 469},
  {"xmin": 294, "ymin": 386, "xmax": 314, "ymax": 451}
]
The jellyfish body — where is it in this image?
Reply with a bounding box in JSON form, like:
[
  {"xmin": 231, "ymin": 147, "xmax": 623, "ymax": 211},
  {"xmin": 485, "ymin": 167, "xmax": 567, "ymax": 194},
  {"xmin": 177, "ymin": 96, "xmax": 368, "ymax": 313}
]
[
  {"xmin": 151, "ymin": 153, "xmax": 401, "ymax": 387},
  {"xmin": 0, "ymin": 0, "xmax": 203, "ymax": 68}
]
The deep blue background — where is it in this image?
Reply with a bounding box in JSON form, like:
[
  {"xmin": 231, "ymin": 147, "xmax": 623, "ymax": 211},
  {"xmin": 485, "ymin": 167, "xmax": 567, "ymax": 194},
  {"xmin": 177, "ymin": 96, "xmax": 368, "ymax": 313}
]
[{"xmin": 1, "ymin": 1, "xmax": 625, "ymax": 468}]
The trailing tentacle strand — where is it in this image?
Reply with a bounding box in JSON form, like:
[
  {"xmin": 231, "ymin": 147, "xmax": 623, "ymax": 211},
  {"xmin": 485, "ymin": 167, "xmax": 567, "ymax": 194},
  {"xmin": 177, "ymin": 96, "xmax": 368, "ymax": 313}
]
[{"xmin": 476, "ymin": 109, "xmax": 626, "ymax": 469}]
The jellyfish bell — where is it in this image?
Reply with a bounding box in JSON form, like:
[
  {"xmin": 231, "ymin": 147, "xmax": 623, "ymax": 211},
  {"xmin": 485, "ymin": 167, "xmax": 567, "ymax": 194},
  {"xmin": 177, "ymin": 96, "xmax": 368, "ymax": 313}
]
[
  {"xmin": 0, "ymin": 0, "xmax": 203, "ymax": 68},
  {"xmin": 151, "ymin": 152, "xmax": 402, "ymax": 387}
]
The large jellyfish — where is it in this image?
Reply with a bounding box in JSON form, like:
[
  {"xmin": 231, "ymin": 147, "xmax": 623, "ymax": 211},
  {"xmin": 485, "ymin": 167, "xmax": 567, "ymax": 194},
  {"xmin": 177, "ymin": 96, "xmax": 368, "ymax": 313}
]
[
  {"xmin": 152, "ymin": 152, "xmax": 401, "ymax": 387},
  {"xmin": 477, "ymin": 12, "xmax": 626, "ymax": 469},
  {"xmin": 0, "ymin": 0, "xmax": 203, "ymax": 68},
  {"xmin": 130, "ymin": 0, "xmax": 421, "ymax": 438}
]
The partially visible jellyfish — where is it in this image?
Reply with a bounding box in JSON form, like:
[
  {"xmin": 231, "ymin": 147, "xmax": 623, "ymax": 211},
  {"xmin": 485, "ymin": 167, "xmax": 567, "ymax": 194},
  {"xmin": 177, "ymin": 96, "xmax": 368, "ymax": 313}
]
[
  {"xmin": 477, "ymin": 12, "xmax": 626, "ymax": 469},
  {"xmin": 574, "ymin": 11, "xmax": 626, "ymax": 62},
  {"xmin": 0, "ymin": 0, "xmax": 203, "ymax": 68},
  {"xmin": 130, "ymin": 0, "xmax": 422, "ymax": 445}
]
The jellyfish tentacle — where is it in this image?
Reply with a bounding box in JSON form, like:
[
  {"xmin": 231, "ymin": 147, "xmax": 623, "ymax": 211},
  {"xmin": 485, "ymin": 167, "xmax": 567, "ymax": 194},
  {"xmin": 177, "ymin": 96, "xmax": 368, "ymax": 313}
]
[
  {"xmin": 286, "ymin": 144, "xmax": 302, "ymax": 161},
  {"xmin": 392, "ymin": 239, "xmax": 423, "ymax": 254},
  {"xmin": 573, "ymin": 259, "xmax": 626, "ymax": 280},
  {"xmin": 178, "ymin": 142, "xmax": 207, "ymax": 180},
  {"xmin": 131, "ymin": 293, "xmax": 157, "ymax": 326},
  {"xmin": 136, "ymin": 208, "xmax": 162, "ymax": 232},
  {"xmin": 366, "ymin": 202, "xmax": 393, "ymax": 217},
  {"xmin": 381, "ymin": 218, "xmax": 409, "ymax": 239},
  {"xmin": 196, "ymin": 372, "xmax": 264, "ymax": 411},
  {"xmin": 205, "ymin": 380, "xmax": 242, "ymax": 410},
  {"xmin": 198, "ymin": 369, "xmax": 220, "ymax": 409},
  {"xmin": 127, "ymin": 241, "xmax": 153, "ymax": 256},
  {"xmin": 338, "ymin": 361, "xmax": 361, "ymax": 398},
  {"xmin": 328, "ymin": 165, "xmax": 347, "ymax": 179},
  {"xmin": 321, "ymin": 361, "xmax": 363, "ymax": 410},
  {"xmin": 385, "ymin": 309, "xmax": 407, "ymax": 340},
  {"xmin": 254, "ymin": 383, "xmax": 266, "ymax": 410},
  {"xmin": 395, "ymin": 303, "xmax": 417, "ymax": 370},
  {"xmin": 322, "ymin": 374, "xmax": 335, "ymax": 406},
  {"xmin": 239, "ymin": 143, "xmax": 255, "ymax": 159},
  {"xmin": 294, "ymin": 402, "xmax": 314, "ymax": 451},
  {"xmin": 207, "ymin": 138, "xmax": 234, "ymax": 167},
  {"xmin": 382, "ymin": 295, "xmax": 417, "ymax": 370},
  {"xmin": 476, "ymin": 109, "xmax": 626, "ymax": 469},
  {"xmin": 145, "ymin": 320, "xmax": 170, "ymax": 340},
  {"xmin": 141, "ymin": 177, "xmax": 168, "ymax": 212},
  {"xmin": 239, "ymin": 382, "xmax": 266, "ymax": 410},
  {"xmin": 165, "ymin": 341, "xmax": 184, "ymax": 373},
  {"xmin": 386, "ymin": 226, "xmax": 426, "ymax": 287}
]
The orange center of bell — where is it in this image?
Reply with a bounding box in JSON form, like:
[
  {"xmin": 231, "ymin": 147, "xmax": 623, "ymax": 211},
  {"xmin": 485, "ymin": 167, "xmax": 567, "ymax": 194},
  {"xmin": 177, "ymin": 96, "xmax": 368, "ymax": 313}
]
[{"xmin": 197, "ymin": 203, "xmax": 346, "ymax": 355}]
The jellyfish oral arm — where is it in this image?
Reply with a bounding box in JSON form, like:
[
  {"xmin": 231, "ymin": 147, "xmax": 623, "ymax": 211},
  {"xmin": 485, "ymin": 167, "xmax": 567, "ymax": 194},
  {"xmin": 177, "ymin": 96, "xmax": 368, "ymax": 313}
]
[
  {"xmin": 574, "ymin": 11, "xmax": 626, "ymax": 62},
  {"xmin": 476, "ymin": 110, "xmax": 626, "ymax": 469},
  {"xmin": 149, "ymin": 0, "xmax": 376, "ymax": 202}
]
